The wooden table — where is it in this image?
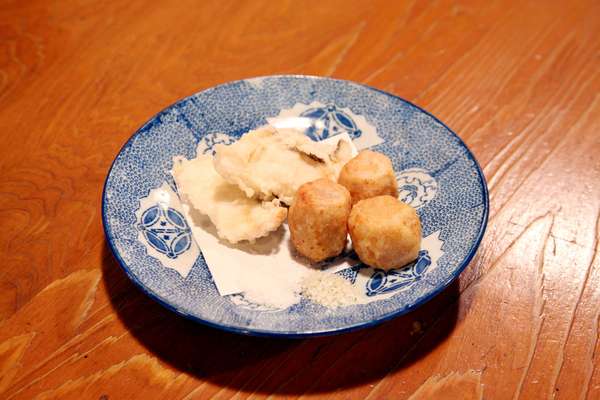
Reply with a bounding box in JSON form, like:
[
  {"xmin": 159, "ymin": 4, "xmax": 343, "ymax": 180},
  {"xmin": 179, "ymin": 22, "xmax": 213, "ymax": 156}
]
[{"xmin": 1, "ymin": 1, "xmax": 598, "ymax": 399}]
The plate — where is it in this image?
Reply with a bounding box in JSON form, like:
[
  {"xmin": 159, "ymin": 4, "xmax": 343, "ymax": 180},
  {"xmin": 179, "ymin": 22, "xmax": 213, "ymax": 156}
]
[{"xmin": 102, "ymin": 75, "xmax": 488, "ymax": 337}]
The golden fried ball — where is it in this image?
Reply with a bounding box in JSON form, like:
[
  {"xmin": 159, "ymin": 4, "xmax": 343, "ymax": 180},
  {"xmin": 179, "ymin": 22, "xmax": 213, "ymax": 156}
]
[
  {"xmin": 348, "ymin": 195, "xmax": 421, "ymax": 270},
  {"xmin": 338, "ymin": 150, "xmax": 398, "ymax": 205},
  {"xmin": 288, "ymin": 178, "xmax": 352, "ymax": 262}
]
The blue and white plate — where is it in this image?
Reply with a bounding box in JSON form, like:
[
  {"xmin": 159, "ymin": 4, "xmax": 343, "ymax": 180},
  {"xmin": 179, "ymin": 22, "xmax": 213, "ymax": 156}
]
[{"xmin": 102, "ymin": 75, "xmax": 488, "ymax": 337}]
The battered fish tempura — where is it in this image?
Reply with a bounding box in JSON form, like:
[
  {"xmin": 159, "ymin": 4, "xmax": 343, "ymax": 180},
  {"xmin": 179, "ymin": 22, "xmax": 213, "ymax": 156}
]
[
  {"xmin": 213, "ymin": 126, "xmax": 353, "ymax": 205},
  {"xmin": 172, "ymin": 153, "xmax": 287, "ymax": 244},
  {"xmin": 172, "ymin": 126, "xmax": 354, "ymax": 244}
]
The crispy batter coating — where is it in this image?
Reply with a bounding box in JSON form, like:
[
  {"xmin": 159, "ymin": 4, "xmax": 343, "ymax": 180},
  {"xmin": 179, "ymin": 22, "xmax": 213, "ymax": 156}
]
[
  {"xmin": 288, "ymin": 178, "xmax": 352, "ymax": 262},
  {"xmin": 213, "ymin": 126, "xmax": 353, "ymax": 205},
  {"xmin": 172, "ymin": 154, "xmax": 287, "ymax": 244},
  {"xmin": 338, "ymin": 150, "xmax": 398, "ymax": 204},
  {"xmin": 348, "ymin": 195, "xmax": 421, "ymax": 270}
]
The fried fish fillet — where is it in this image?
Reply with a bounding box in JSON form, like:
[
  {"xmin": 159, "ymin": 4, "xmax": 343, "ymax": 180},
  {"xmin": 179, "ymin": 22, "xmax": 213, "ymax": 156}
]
[
  {"xmin": 213, "ymin": 126, "xmax": 353, "ymax": 205},
  {"xmin": 172, "ymin": 153, "xmax": 287, "ymax": 244}
]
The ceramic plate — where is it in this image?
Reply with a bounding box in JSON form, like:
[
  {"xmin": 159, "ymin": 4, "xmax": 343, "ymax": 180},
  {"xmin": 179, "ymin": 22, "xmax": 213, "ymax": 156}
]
[{"xmin": 102, "ymin": 75, "xmax": 488, "ymax": 337}]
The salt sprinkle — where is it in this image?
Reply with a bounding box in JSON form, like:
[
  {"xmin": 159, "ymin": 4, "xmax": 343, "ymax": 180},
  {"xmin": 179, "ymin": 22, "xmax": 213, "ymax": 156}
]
[{"xmin": 301, "ymin": 271, "xmax": 367, "ymax": 308}]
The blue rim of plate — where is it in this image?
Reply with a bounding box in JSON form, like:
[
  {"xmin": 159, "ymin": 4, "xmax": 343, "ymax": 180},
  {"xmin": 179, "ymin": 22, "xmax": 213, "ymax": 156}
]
[{"xmin": 102, "ymin": 75, "xmax": 489, "ymax": 338}]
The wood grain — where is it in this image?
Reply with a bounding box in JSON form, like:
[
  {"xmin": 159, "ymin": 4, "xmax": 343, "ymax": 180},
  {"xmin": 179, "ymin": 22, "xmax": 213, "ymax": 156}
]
[{"xmin": 0, "ymin": 0, "xmax": 598, "ymax": 398}]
